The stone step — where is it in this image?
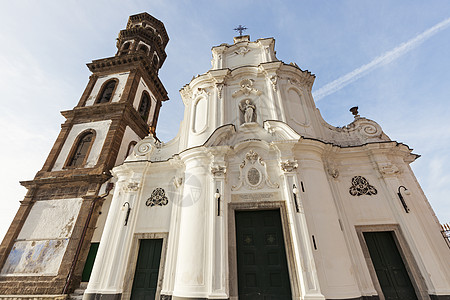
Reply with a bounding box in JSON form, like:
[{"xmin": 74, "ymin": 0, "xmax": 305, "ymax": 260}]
[{"xmin": 69, "ymin": 282, "xmax": 88, "ymax": 299}]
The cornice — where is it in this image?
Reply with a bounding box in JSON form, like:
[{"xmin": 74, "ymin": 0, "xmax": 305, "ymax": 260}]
[
  {"xmin": 87, "ymin": 55, "xmax": 168, "ymax": 101},
  {"xmin": 126, "ymin": 13, "xmax": 169, "ymax": 46},
  {"xmin": 21, "ymin": 173, "xmax": 111, "ymax": 188},
  {"xmin": 61, "ymin": 102, "xmax": 151, "ymax": 138}
]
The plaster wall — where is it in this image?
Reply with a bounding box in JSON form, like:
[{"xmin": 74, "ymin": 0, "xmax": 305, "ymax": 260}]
[
  {"xmin": 223, "ymin": 46, "xmax": 263, "ymax": 70},
  {"xmin": 330, "ymin": 152, "xmax": 450, "ymax": 295},
  {"xmin": 1, "ymin": 198, "xmax": 82, "ymax": 276},
  {"xmin": 91, "ymin": 194, "xmax": 112, "ymax": 243},
  {"xmin": 84, "ymin": 72, "xmax": 130, "ymax": 106},
  {"xmin": 114, "ymin": 126, "xmax": 141, "ymax": 166},
  {"xmin": 52, "ymin": 120, "xmax": 112, "ymax": 171},
  {"xmin": 295, "ymin": 151, "xmax": 361, "ymax": 299},
  {"xmin": 134, "ymin": 171, "xmax": 175, "ymax": 233}
]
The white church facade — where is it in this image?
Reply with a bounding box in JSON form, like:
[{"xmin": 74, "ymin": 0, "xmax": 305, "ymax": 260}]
[{"xmin": 0, "ymin": 12, "xmax": 449, "ymax": 300}]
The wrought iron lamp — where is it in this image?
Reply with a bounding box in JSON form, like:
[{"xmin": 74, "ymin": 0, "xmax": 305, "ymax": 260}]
[
  {"xmin": 292, "ymin": 184, "xmax": 300, "ymax": 213},
  {"xmin": 214, "ymin": 189, "xmax": 221, "ymax": 216},
  {"xmin": 121, "ymin": 202, "xmax": 132, "ymax": 226},
  {"xmin": 397, "ymin": 186, "xmax": 411, "ymax": 213}
]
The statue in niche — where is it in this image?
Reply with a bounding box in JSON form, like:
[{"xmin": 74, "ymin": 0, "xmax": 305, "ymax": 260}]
[{"xmin": 239, "ymin": 100, "xmax": 256, "ymax": 123}]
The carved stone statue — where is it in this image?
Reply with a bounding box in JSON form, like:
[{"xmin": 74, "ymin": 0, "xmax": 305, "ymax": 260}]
[{"xmin": 239, "ymin": 100, "xmax": 256, "ymax": 123}]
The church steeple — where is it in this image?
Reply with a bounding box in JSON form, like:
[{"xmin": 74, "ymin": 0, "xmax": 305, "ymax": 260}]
[
  {"xmin": 0, "ymin": 13, "xmax": 169, "ymax": 296},
  {"xmin": 116, "ymin": 12, "xmax": 169, "ymax": 74}
]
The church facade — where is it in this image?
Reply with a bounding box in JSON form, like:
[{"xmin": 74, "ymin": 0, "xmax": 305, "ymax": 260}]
[{"xmin": 1, "ymin": 12, "xmax": 449, "ymax": 300}]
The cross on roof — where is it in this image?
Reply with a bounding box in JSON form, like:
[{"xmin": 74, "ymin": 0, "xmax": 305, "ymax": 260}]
[{"xmin": 234, "ymin": 25, "xmax": 248, "ymax": 36}]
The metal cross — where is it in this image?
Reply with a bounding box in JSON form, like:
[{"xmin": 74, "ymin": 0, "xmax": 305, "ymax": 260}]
[{"xmin": 234, "ymin": 25, "xmax": 248, "ymax": 36}]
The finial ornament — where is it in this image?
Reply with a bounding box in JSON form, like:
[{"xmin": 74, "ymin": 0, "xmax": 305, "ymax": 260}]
[
  {"xmin": 350, "ymin": 106, "xmax": 360, "ymax": 119},
  {"xmin": 234, "ymin": 25, "xmax": 248, "ymax": 36}
]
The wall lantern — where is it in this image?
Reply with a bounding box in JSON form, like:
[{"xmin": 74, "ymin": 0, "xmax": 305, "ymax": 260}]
[
  {"xmin": 214, "ymin": 189, "xmax": 221, "ymax": 216},
  {"xmin": 121, "ymin": 202, "xmax": 132, "ymax": 226},
  {"xmin": 292, "ymin": 184, "xmax": 300, "ymax": 213},
  {"xmin": 397, "ymin": 186, "xmax": 411, "ymax": 213}
]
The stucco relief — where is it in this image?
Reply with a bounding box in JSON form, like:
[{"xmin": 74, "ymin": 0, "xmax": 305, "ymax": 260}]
[
  {"xmin": 280, "ymin": 160, "xmax": 298, "ymax": 172},
  {"xmin": 124, "ymin": 182, "xmax": 140, "ymax": 192},
  {"xmin": 133, "ymin": 133, "xmax": 161, "ymax": 157},
  {"xmin": 269, "ymin": 75, "xmax": 278, "ymax": 92},
  {"xmin": 234, "ymin": 46, "xmax": 250, "ymax": 56},
  {"xmin": 146, "ymin": 188, "xmax": 169, "ymax": 207},
  {"xmin": 378, "ymin": 162, "xmax": 400, "ymax": 176},
  {"xmin": 232, "ymin": 150, "xmax": 279, "ymax": 191},
  {"xmin": 215, "ymin": 82, "xmax": 224, "ymax": 99},
  {"xmin": 232, "ymin": 79, "xmax": 262, "ymax": 98},
  {"xmin": 328, "ymin": 168, "xmax": 340, "ymax": 179},
  {"xmin": 211, "ymin": 163, "xmax": 227, "ymax": 177},
  {"xmin": 349, "ymin": 176, "xmax": 377, "ymax": 196}
]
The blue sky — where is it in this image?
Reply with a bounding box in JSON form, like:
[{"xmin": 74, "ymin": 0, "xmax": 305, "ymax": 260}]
[{"xmin": 0, "ymin": 1, "xmax": 449, "ymax": 241}]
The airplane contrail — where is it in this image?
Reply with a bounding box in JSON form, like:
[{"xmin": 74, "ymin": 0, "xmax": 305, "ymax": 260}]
[{"xmin": 312, "ymin": 17, "xmax": 450, "ymax": 101}]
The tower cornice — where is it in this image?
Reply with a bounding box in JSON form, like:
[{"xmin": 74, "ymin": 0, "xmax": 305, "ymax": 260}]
[{"xmin": 87, "ymin": 55, "xmax": 168, "ymax": 101}]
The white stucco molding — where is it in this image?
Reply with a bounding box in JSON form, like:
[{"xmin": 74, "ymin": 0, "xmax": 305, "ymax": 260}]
[
  {"xmin": 125, "ymin": 133, "xmax": 161, "ymax": 162},
  {"xmin": 263, "ymin": 120, "xmax": 302, "ymax": 140},
  {"xmin": 232, "ymin": 149, "xmax": 279, "ymax": 191}
]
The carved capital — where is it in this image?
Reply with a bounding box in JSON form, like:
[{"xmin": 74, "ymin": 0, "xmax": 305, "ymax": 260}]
[
  {"xmin": 215, "ymin": 82, "xmax": 224, "ymax": 99},
  {"xmin": 173, "ymin": 177, "xmax": 183, "ymax": 188},
  {"xmin": 269, "ymin": 75, "xmax": 278, "ymax": 92},
  {"xmin": 124, "ymin": 181, "xmax": 140, "ymax": 192},
  {"xmin": 211, "ymin": 163, "xmax": 227, "ymax": 177},
  {"xmin": 379, "ymin": 163, "xmax": 400, "ymax": 176},
  {"xmin": 280, "ymin": 160, "xmax": 298, "ymax": 172},
  {"xmin": 328, "ymin": 168, "xmax": 339, "ymax": 179}
]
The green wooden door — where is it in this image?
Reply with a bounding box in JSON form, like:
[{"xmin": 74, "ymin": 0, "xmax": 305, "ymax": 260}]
[
  {"xmin": 235, "ymin": 210, "xmax": 292, "ymax": 300},
  {"xmin": 364, "ymin": 232, "xmax": 418, "ymax": 300},
  {"xmin": 82, "ymin": 242, "xmax": 99, "ymax": 282},
  {"xmin": 130, "ymin": 239, "xmax": 163, "ymax": 300}
]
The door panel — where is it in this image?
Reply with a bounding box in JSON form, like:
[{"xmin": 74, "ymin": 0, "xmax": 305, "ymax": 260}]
[
  {"xmin": 235, "ymin": 210, "xmax": 292, "ymax": 300},
  {"xmin": 364, "ymin": 231, "xmax": 418, "ymax": 300},
  {"xmin": 81, "ymin": 242, "xmax": 99, "ymax": 282},
  {"xmin": 130, "ymin": 239, "xmax": 163, "ymax": 300}
]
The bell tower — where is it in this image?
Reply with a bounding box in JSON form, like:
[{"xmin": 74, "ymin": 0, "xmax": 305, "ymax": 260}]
[{"xmin": 0, "ymin": 13, "xmax": 169, "ymax": 297}]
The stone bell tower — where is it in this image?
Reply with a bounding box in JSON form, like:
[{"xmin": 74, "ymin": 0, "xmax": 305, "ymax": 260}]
[{"xmin": 0, "ymin": 12, "xmax": 169, "ymax": 297}]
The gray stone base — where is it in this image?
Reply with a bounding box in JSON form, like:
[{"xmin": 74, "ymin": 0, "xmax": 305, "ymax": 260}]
[{"xmin": 83, "ymin": 293, "xmax": 121, "ymax": 300}]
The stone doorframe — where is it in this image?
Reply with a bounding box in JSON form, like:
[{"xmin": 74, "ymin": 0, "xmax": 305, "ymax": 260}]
[
  {"xmin": 122, "ymin": 232, "xmax": 169, "ymax": 300},
  {"xmin": 355, "ymin": 224, "xmax": 430, "ymax": 300},
  {"xmin": 228, "ymin": 200, "xmax": 301, "ymax": 300}
]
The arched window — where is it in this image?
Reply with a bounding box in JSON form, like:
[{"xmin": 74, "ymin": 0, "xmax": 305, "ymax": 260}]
[
  {"xmin": 138, "ymin": 45, "xmax": 148, "ymax": 54},
  {"xmin": 138, "ymin": 92, "xmax": 151, "ymax": 121},
  {"xmin": 125, "ymin": 141, "xmax": 137, "ymax": 159},
  {"xmin": 67, "ymin": 131, "xmax": 95, "ymax": 167},
  {"xmin": 96, "ymin": 80, "xmax": 117, "ymax": 104},
  {"xmin": 122, "ymin": 42, "xmax": 130, "ymax": 50},
  {"xmin": 152, "ymin": 55, "xmax": 159, "ymax": 68}
]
